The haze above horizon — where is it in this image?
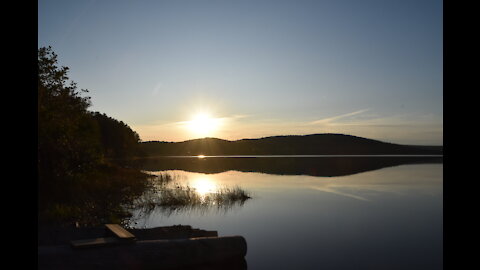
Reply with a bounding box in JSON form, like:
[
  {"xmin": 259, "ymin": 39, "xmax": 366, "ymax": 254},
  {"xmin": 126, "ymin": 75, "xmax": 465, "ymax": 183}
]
[{"xmin": 38, "ymin": 0, "xmax": 442, "ymax": 145}]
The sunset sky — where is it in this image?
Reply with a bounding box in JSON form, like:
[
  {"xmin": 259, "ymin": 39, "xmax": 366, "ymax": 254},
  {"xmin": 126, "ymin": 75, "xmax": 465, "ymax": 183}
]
[{"xmin": 38, "ymin": 0, "xmax": 442, "ymax": 145}]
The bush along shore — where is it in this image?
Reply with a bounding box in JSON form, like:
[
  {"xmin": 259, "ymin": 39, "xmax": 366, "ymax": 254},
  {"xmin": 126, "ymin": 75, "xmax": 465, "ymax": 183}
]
[{"xmin": 38, "ymin": 46, "xmax": 149, "ymax": 227}]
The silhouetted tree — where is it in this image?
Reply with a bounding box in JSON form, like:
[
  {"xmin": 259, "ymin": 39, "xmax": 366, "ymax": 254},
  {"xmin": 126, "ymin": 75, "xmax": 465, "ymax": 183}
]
[
  {"xmin": 38, "ymin": 46, "xmax": 144, "ymax": 184},
  {"xmin": 38, "ymin": 47, "xmax": 102, "ymax": 195},
  {"xmin": 92, "ymin": 112, "xmax": 141, "ymax": 161},
  {"xmin": 38, "ymin": 47, "xmax": 152, "ymax": 226}
]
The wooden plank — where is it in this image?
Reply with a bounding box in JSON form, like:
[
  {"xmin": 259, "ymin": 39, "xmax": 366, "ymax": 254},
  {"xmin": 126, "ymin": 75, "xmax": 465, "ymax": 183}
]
[
  {"xmin": 70, "ymin": 237, "xmax": 119, "ymax": 249},
  {"xmin": 191, "ymin": 230, "xmax": 218, "ymax": 238},
  {"xmin": 42, "ymin": 236, "xmax": 248, "ymax": 269},
  {"xmin": 105, "ymin": 224, "xmax": 136, "ymax": 241}
]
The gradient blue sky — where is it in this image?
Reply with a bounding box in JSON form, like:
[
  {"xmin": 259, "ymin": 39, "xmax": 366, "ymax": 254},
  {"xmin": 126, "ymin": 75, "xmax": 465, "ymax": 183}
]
[{"xmin": 38, "ymin": 0, "xmax": 443, "ymax": 145}]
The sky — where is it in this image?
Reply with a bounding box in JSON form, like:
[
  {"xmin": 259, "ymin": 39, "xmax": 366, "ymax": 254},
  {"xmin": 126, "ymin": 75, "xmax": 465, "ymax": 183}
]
[{"xmin": 38, "ymin": 0, "xmax": 443, "ymax": 145}]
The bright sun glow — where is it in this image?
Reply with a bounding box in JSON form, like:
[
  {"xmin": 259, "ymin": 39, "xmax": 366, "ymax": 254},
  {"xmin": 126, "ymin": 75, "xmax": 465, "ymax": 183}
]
[
  {"xmin": 186, "ymin": 113, "xmax": 221, "ymax": 137},
  {"xmin": 191, "ymin": 177, "xmax": 218, "ymax": 198}
]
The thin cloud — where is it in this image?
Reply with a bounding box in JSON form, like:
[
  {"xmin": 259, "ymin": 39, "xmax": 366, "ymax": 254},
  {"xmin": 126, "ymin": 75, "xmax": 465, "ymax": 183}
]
[
  {"xmin": 135, "ymin": 114, "xmax": 252, "ymax": 132},
  {"xmin": 309, "ymin": 109, "xmax": 371, "ymax": 125},
  {"xmin": 327, "ymin": 113, "xmax": 443, "ymax": 128}
]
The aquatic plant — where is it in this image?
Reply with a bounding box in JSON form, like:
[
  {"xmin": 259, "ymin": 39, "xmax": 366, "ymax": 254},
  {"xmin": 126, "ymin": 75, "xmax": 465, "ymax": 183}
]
[{"xmin": 132, "ymin": 173, "xmax": 251, "ymax": 216}]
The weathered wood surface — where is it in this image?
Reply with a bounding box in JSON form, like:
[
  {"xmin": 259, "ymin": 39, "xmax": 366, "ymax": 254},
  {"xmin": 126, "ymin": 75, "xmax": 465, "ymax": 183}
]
[
  {"xmin": 70, "ymin": 237, "xmax": 122, "ymax": 249},
  {"xmin": 130, "ymin": 226, "xmax": 218, "ymax": 240},
  {"xmin": 38, "ymin": 225, "xmax": 217, "ymax": 246},
  {"xmin": 38, "ymin": 236, "xmax": 248, "ymax": 270},
  {"xmin": 70, "ymin": 224, "xmax": 137, "ymax": 248},
  {"xmin": 105, "ymin": 224, "xmax": 136, "ymax": 240}
]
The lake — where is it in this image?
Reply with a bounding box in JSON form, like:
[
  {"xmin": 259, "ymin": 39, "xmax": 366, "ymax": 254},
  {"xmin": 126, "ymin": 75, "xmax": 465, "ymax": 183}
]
[{"xmin": 129, "ymin": 156, "xmax": 443, "ymax": 269}]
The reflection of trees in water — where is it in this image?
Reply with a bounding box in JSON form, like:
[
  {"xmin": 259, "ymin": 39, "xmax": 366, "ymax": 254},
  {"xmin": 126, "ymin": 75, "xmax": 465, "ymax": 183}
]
[
  {"xmin": 135, "ymin": 156, "xmax": 443, "ymax": 177},
  {"xmin": 40, "ymin": 171, "xmax": 251, "ymax": 227},
  {"xmin": 39, "ymin": 166, "xmax": 154, "ymax": 227},
  {"xmin": 130, "ymin": 173, "xmax": 251, "ymax": 218}
]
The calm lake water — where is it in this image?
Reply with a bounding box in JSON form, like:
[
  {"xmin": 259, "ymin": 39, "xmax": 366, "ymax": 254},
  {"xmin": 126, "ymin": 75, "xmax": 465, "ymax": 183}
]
[{"xmin": 129, "ymin": 156, "xmax": 443, "ymax": 270}]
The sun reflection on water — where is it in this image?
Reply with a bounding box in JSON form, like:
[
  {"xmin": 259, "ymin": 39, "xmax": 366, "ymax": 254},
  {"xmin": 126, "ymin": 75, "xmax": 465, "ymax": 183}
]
[{"xmin": 191, "ymin": 177, "xmax": 218, "ymax": 199}]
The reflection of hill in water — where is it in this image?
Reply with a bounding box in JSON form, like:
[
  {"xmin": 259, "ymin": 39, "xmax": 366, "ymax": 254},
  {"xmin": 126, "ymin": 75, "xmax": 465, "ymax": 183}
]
[{"xmin": 134, "ymin": 156, "xmax": 443, "ymax": 177}]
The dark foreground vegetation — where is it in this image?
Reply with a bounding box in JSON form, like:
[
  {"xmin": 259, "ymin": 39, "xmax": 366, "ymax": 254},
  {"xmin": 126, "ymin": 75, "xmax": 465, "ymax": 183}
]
[
  {"xmin": 38, "ymin": 46, "xmax": 150, "ymax": 226},
  {"xmin": 140, "ymin": 134, "xmax": 443, "ymax": 156}
]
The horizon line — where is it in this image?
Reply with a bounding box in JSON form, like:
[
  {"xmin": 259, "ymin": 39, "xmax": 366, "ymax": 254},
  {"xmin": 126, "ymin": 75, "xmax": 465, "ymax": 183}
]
[{"xmin": 140, "ymin": 133, "xmax": 443, "ymax": 146}]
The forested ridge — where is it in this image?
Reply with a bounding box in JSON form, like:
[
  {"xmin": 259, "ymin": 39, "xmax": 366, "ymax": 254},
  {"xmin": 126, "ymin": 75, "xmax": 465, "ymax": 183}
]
[{"xmin": 140, "ymin": 134, "xmax": 443, "ymax": 156}]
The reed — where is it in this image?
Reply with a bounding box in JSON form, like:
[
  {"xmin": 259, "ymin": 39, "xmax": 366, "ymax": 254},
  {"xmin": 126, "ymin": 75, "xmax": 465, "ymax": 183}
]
[{"xmin": 132, "ymin": 173, "xmax": 251, "ymax": 215}]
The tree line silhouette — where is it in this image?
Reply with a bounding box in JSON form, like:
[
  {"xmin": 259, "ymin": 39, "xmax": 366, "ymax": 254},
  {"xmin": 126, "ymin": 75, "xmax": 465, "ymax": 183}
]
[
  {"xmin": 140, "ymin": 135, "xmax": 443, "ymax": 156},
  {"xmin": 38, "ymin": 47, "xmax": 147, "ymax": 225}
]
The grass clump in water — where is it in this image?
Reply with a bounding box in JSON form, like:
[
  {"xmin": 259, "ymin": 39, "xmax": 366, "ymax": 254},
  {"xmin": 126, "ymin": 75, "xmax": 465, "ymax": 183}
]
[
  {"xmin": 133, "ymin": 173, "xmax": 251, "ymax": 215},
  {"xmin": 211, "ymin": 186, "xmax": 251, "ymax": 204}
]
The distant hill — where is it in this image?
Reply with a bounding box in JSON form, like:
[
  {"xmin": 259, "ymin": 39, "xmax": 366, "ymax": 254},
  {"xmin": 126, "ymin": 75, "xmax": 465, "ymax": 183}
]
[{"xmin": 139, "ymin": 134, "xmax": 442, "ymax": 156}]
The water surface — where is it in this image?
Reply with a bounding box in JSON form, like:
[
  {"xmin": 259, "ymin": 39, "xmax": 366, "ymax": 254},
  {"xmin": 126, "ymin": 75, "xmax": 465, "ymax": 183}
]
[{"xmin": 130, "ymin": 157, "xmax": 442, "ymax": 270}]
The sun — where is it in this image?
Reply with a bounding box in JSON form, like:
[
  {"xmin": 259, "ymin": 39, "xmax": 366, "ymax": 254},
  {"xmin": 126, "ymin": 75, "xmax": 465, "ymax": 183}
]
[{"xmin": 186, "ymin": 112, "xmax": 220, "ymax": 137}]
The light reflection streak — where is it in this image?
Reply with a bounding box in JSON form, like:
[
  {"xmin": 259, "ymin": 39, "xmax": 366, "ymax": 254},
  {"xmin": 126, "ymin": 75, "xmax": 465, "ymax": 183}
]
[{"xmin": 190, "ymin": 177, "xmax": 218, "ymax": 199}]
